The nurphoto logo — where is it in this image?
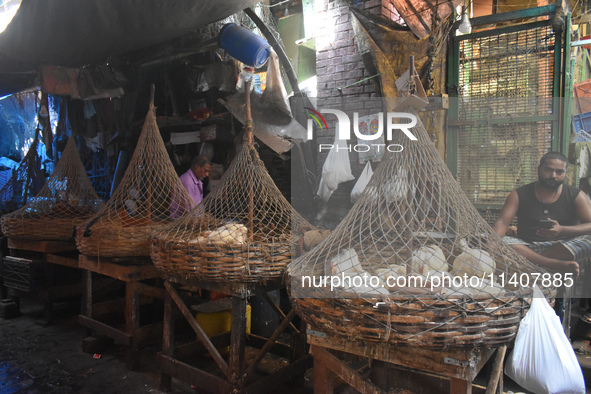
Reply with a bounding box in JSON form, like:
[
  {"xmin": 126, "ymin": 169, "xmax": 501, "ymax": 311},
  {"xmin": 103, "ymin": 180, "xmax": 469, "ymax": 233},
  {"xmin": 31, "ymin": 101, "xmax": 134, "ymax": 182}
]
[{"xmin": 304, "ymin": 107, "xmax": 418, "ymax": 153}]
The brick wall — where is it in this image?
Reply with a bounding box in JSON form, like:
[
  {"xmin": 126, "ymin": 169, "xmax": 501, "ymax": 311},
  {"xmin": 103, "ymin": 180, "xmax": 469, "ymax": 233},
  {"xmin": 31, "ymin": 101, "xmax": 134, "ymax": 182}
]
[{"xmin": 314, "ymin": 0, "xmax": 383, "ymax": 185}]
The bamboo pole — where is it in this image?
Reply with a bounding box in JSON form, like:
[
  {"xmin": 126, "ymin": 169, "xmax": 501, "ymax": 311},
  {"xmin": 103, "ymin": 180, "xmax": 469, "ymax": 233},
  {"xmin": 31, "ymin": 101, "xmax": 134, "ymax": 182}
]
[
  {"xmin": 244, "ymin": 79, "xmax": 254, "ymax": 240},
  {"xmin": 147, "ymin": 85, "xmax": 156, "ymax": 220}
]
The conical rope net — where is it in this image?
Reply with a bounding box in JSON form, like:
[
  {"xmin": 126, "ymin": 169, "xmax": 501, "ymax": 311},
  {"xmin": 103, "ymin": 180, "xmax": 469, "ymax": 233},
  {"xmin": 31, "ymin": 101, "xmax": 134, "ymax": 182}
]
[
  {"xmin": 76, "ymin": 89, "xmax": 194, "ymax": 257},
  {"xmin": 0, "ymin": 138, "xmax": 45, "ymax": 236},
  {"xmin": 287, "ymin": 107, "xmax": 554, "ymax": 348},
  {"xmin": 2, "ymin": 136, "xmax": 103, "ymax": 241},
  {"xmin": 151, "ymin": 134, "xmax": 314, "ymax": 283}
]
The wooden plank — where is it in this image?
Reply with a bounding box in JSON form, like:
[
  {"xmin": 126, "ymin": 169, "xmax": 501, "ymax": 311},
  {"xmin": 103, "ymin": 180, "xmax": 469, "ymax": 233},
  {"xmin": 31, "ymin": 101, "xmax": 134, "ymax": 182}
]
[
  {"xmin": 78, "ymin": 315, "xmax": 131, "ymax": 345},
  {"xmin": 157, "ymin": 353, "xmax": 233, "ymax": 394},
  {"xmin": 485, "ymin": 346, "xmax": 506, "ymax": 394},
  {"xmin": 7, "ymin": 238, "xmax": 77, "ymax": 253},
  {"xmin": 45, "ymin": 282, "xmax": 83, "ymax": 299},
  {"xmin": 244, "ymin": 308, "xmax": 297, "ymax": 383},
  {"xmin": 310, "ymin": 345, "xmax": 382, "ymax": 394},
  {"xmin": 173, "ymin": 279, "xmax": 252, "ymax": 297},
  {"xmin": 175, "ymin": 333, "xmax": 232, "ymax": 361},
  {"xmin": 79, "ymin": 254, "xmax": 159, "ymax": 281},
  {"xmin": 83, "ymin": 270, "xmax": 92, "ymax": 317},
  {"xmin": 450, "ymin": 377, "xmax": 472, "ymax": 394},
  {"xmin": 161, "ymin": 288, "xmax": 174, "ymax": 392},
  {"xmin": 91, "ymin": 295, "xmax": 156, "ymax": 317},
  {"xmin": 245, "ymin": 334, "xmax": 291, "ymax": 359},
  {"xmin": 314, "ymin": 354, "xmax": 335, "ymax": 394},
  {"xmin": 244, "ymin": 355, "xmax": 313, "ymax": 393},
  {"xmin": 46, "ymin": 253, "xmax": 80, "ymax": 268},
  {"xmin": 382, "ymin": 366, "xmax": 489, "ymax": 394},
  {"xmin": 230, "ymin": 295, "xmax": 247, "ymax": 385},
  {"xmin": 467, "ymin": 3, "xmax": 554, "ymax": 27},
  {"xmin": 167, "ymin": 276, "xmax": 282, "ymax": 297},
  {"xmin": 92, "ymin": 298, "xmax": 126, "ymax": 316},
  {"xmin": 125, "ymin": 282, "xmax": 140, "ymax": 335},
  {"xmin": 307, "ymin": 335, "xmax": 494, "ymax": 380},
  {"xmin": 371, "ymin": 360, "xmax": 388, "ymax": 388},
  {"xmin": 164, "ymin": 281, "xmax": 232, "ymax": 381},
  {"xmin": 129, "ymin": 281, "xmax": 164, "ymax": 298},
  {"xmin": 133, "ymin": 322, "xmax": 163, "ymax": 347}
]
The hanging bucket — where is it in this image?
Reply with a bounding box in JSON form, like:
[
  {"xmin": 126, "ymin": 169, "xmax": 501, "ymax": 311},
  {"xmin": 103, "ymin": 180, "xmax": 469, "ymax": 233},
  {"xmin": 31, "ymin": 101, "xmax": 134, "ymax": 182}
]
[{"xmin": 218, "ymin": 23, "xmax": 270, "ymax": 68}]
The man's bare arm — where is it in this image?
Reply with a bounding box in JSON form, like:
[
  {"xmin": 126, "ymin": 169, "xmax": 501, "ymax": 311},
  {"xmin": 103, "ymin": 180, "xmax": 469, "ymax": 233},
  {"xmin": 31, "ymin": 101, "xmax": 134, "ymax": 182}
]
[{"xmin": 492, "ymin": 190, "xmax": 519, "ymax": 238}]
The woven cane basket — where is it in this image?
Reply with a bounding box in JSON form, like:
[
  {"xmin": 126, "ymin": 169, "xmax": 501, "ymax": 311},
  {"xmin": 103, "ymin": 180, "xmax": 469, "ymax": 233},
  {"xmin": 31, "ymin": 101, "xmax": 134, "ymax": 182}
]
[
  {"xmin": 2, "ymin": 137, "xmax": 102, "ymax": 241},
  {"xmin": 152, "ymin": 237, "xmax": 292, "ymax": 282},
  {"xmin": 287, "ymin": 105, "xmax": 554, "ymax": 349},
  {"xmin": 290, "ymin": 285, "xmax": 527, "ymax": 348},
  {"xmin": 151, "ymin": 140, "xmax": 313, "ymax": 283},
  {"xmin": 4, "ymin": 213, "xmax": 95, "ymax": 241},
  {"xmin": 77, "ymin": 222, "xmax": 168, "ymax": 258},
  {"xmin": 76, "ymin": 87, "xmax": 194, "ymax": 257}
]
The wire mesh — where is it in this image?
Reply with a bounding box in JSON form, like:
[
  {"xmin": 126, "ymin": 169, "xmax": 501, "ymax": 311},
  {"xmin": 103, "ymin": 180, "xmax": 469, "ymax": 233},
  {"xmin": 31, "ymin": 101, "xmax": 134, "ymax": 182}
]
[
  {"xmin": 287, "ymin": 107, "xmax": 553, "ymax": 348},
  {"xmin": 457, "ymin": 25, "xmax": 555, "ymax": 208},
  {"xmin": 2, "ymin": 136, "xmax": 103, "ymax": 241}
]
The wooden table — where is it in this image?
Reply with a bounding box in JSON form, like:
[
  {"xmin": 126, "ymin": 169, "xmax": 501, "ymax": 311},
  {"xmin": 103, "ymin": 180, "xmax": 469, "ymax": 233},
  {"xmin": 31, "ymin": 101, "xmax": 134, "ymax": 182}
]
[
  {"xmin": 7, "ymin": 238, "xmax": 79, "ymax": 254},
  {"xmin": 158, "ymin": 278, "xmax": 312, "ymax": 393},
  {"xmin": 78, "ymin": 254, "xmax": 164, "ymax": 369},
  {"xmin": 308, "ymin": 333, "xmax": 505, "ymax": 394},
  {"xmin": 4, "ymin": 238, "xmax": 83, "ymax": 324}
]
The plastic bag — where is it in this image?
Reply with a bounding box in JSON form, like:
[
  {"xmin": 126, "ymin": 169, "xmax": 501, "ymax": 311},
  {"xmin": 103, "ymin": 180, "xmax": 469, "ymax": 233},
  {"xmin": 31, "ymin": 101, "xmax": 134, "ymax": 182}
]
[
  {"xmin": 351, "ymin": 161, "xmax": 373, "ymax": 203},
  {"xmin": 317, "ymin": 125, "xmax": 354, "ymax": 202},
  {"xmin": 505, "ymin": 286, "xmax": 585, "ymax": 394}
]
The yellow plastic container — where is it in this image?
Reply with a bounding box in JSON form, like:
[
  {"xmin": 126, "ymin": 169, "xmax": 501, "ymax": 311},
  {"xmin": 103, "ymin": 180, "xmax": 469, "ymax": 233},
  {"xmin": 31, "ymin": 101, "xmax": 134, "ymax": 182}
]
[{"xmin": 195, "ymin": 303, "xmax": 251, "ymax": 355}]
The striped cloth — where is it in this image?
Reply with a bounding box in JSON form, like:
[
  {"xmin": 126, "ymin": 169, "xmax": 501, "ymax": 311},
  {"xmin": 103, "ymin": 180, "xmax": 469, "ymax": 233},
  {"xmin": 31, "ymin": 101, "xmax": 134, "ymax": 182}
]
[{"xmin": 503, "ymin": 235, "xmax": 591, "ymax": 262}]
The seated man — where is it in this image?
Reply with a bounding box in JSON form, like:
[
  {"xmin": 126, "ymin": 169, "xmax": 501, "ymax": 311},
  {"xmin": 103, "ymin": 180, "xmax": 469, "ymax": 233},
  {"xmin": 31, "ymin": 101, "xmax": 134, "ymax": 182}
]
[
  {"xmin": 493, "ymin": 151, "xmax": 591, "ymax": 278},
  {"xmin": 170, "ymin": 155, "xmax": 211, "ymax": 218}
]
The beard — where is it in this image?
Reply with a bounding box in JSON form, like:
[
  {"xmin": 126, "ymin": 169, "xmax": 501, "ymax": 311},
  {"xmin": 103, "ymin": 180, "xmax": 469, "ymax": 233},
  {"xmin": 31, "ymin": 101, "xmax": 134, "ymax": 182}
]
[{"xmin": 538, "ymin": 176, "xmax": 563, "ymax": 190}]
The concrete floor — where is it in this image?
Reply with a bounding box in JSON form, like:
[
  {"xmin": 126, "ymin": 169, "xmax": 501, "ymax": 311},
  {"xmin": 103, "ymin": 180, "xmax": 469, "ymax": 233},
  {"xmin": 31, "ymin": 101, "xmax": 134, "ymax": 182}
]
[
  {"xmin": 1, "ymin": 296, "xmax": 591, "ymax": 394},
  {"xmin": 0, "ymin": 299, "xmax": 196, "ymax": 394}
]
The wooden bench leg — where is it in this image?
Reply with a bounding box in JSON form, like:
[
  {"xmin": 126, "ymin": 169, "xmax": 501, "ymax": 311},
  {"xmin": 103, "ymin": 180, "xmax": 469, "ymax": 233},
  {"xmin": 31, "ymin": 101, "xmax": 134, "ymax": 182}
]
[
  {"xmin": 160, "ymin": 287, "xmax": 174, "ymax": 392},
  {"xmin": 485, "ymin": 345, "xmax": 507, "ymax": 394},
  {"xmin": 450, "ymin": 377, "xmax": 471, "ymax": 394},
  {"xmin": 314, "ymin": 355, "xmax": 335, "ymax": 394},
  {"xmin": 125, "ymin": 281, "xmax": 140, "ymax": 371}
]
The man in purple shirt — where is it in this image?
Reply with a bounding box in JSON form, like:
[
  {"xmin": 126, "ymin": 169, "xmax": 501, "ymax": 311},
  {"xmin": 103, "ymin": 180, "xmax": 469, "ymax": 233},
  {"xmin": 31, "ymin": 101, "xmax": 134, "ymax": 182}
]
[{"xmin": 171, "ymin": 155, "xmax": 211, "ymax": 218}]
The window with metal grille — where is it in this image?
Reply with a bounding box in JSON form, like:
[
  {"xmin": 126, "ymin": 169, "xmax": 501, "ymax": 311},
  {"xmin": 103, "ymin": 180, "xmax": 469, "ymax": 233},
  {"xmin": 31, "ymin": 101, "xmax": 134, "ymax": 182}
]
[{"xmin": 448, "ymin": 8, "xmax": 566, "ymax": 225}]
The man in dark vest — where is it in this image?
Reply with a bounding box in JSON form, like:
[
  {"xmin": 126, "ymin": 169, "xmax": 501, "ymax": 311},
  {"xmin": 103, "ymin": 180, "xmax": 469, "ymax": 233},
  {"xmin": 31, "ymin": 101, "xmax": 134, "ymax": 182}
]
[{"xmin": 493, "ymin": 151, "xmax": 591, "ymax": 278}]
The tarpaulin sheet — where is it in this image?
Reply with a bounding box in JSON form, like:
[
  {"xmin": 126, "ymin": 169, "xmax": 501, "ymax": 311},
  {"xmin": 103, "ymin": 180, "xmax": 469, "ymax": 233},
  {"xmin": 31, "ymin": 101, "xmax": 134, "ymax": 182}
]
[
  {"xmin": 0, "ymin": 0, "xmax": 259, "ymax": 94},
  {"xmin": 0, "ymin": 0, "xmax": 259, "ymax": 67},
  {"xmin": 0, "ymin": 92, "xmax": 37, "ymax": 159}
]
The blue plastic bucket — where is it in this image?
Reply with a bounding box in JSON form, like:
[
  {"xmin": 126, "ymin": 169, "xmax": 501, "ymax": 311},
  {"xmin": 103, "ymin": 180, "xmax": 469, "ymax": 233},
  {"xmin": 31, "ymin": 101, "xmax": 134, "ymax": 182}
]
[{"xmin": 218, "ymin": 23, "xmax": 270, "ymax": 68}]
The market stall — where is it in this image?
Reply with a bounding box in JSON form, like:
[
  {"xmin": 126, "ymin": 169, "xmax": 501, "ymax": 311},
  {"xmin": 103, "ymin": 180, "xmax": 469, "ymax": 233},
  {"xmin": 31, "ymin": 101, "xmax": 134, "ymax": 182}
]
[
  {"xmin": 151, "ymin": 74, "xmax": 314, "ymax": 391},
  {"xmin": 2, "ymin": 136, "xmax": 102, "ymax": 241},
  {"xmin": 287, "ymin": 101, "xmax": 555, "ymax": 391}
]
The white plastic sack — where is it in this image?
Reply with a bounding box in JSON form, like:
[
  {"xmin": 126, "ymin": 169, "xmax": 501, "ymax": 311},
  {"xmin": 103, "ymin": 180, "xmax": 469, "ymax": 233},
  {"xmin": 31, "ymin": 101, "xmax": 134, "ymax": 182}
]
[
  {"xmin": 505, "ymin": 286, "xmax": 585, "ymax": 394},
  {"xmin": 317, "ymin": 125, "xmax": 354, "ymax": 202},
  {"xmin": 350, "ymin": 161, "xmax": 373, "ymax": 203}
]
